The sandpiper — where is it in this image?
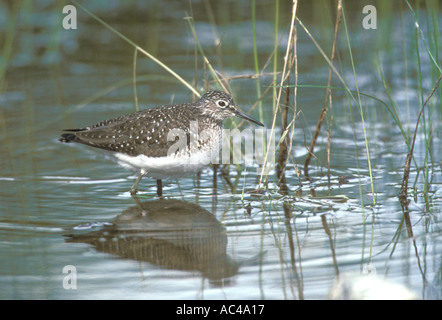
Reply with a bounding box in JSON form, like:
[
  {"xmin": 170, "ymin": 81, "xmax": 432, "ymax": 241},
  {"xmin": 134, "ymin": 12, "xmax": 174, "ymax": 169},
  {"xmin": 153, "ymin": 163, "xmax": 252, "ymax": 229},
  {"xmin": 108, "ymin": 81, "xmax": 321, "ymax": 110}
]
[{"xmin": 59, "ymin": 91, "xmax": 264, "ymax": 195}]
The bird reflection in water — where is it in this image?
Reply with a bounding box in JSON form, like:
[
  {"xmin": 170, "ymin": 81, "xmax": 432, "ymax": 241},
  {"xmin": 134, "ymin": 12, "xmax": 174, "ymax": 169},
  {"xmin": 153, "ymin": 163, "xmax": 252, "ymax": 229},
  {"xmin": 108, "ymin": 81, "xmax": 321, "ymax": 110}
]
[{"xmin": 65, "ymin": 199, "xmax": 239, "ymax": 284}]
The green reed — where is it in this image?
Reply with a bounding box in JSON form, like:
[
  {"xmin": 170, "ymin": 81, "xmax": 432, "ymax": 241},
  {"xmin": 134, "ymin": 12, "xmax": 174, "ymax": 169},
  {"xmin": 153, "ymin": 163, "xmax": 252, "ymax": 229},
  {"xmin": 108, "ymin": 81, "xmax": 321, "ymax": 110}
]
[
  {"xmin": 71, "ymin": 0, "xmax": 199, "ymax": 98},
  {"xmin": 380, "ymin": 0, "xmax": 441, "ymax": 210},
  {"xmin": 67, "ymin": 0, "xmax": 440, "ymax": 210}
]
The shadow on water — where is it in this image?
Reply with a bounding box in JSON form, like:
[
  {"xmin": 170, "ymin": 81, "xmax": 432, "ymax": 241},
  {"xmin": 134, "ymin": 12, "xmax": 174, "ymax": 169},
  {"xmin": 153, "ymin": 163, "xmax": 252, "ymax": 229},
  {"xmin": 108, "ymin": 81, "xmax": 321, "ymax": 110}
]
[{"xmin": 64, "ymin": 199, "xmax": 241, "ymax": 285}]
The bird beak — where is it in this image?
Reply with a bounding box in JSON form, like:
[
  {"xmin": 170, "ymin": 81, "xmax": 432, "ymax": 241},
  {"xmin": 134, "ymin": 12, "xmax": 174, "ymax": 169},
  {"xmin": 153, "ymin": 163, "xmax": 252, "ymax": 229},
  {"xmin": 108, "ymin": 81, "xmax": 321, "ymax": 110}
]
[{"xmin": 234, "ymin": 109, "xmax": 264, "ymax": 127}]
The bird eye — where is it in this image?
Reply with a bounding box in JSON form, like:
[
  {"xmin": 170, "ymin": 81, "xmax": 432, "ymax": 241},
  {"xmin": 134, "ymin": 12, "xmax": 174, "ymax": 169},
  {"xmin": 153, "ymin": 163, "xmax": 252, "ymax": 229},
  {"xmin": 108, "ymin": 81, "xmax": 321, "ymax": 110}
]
[{"xmin": 217, "ymin": 100, "xmax": 227, "ymax": 107}]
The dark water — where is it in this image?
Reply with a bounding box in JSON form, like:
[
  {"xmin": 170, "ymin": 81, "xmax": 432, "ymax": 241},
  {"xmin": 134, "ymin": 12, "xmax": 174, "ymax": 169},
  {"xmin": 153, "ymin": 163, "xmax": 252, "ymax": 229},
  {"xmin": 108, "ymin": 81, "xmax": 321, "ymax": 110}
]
[{"xmin": 0, "ymin": 1, "xmax": 440, "ymax": 299}]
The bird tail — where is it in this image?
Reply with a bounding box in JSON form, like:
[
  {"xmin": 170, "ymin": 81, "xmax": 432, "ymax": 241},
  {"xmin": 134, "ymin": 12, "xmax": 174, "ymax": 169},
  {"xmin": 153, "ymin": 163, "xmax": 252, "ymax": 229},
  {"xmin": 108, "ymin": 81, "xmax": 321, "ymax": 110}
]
[
  {"xmin": 59, "ymin": 127, "xmax": 88, "ymax": 143},
  {"xmin": 59, "ymin": 133, "xmax": 78, "ymax": 143}
]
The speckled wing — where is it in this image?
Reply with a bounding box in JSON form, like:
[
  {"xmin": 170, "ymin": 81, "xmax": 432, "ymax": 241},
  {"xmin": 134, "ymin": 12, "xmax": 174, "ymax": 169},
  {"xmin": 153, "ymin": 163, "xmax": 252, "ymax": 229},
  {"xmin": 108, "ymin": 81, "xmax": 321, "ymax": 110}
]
[{"xmin": 60, "ymin": 104, "xmax": 195, "ymax": 158}]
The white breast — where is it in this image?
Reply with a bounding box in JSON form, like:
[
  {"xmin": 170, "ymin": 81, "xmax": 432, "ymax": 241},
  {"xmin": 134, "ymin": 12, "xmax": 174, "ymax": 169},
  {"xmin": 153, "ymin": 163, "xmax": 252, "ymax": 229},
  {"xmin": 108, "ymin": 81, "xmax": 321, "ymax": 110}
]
[{"xmin": 114, "ymin": 148, "xmax": 218, "ymax": 180}]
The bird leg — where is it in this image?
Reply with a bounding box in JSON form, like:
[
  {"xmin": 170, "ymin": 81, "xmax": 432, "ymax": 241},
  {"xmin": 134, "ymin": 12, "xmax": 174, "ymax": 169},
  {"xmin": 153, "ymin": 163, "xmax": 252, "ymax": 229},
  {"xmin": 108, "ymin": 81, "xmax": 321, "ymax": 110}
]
[
  {"xmin": 130, "ymin": 173, "xmax": 144, "ymax": 195},
  {"xmin": 156, "ymin": 179, "xmax": 163, "ymax": 197}
]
